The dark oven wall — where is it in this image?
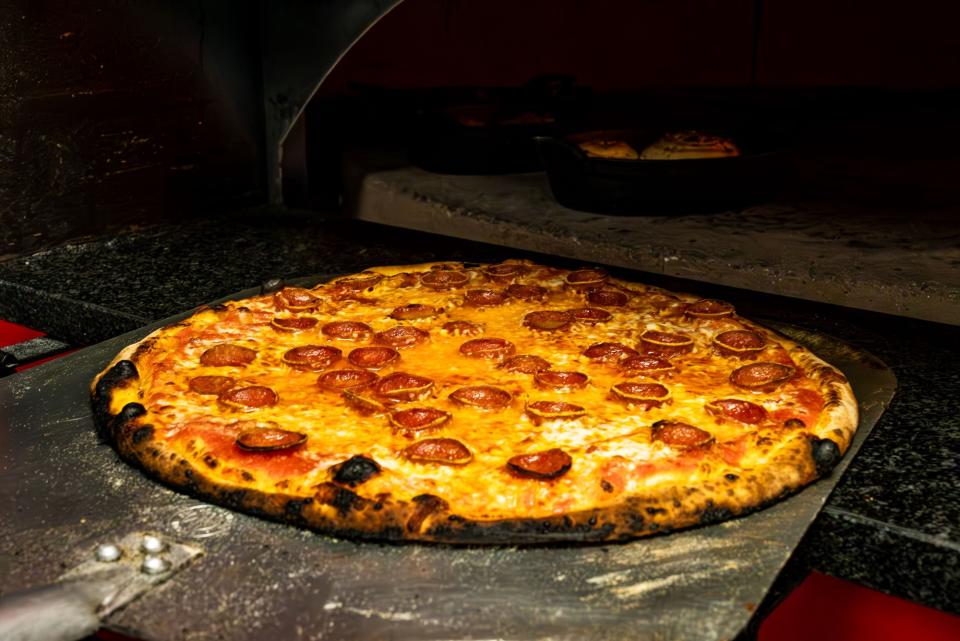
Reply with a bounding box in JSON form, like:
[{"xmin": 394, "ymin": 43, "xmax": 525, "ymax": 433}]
[
  {"xmin": 290, "ymin": 0, "xmax": 960, "ymax": 211},
  {"xmin": 0, "ymin": 0, "xmax": 265, "ymax": 259}
]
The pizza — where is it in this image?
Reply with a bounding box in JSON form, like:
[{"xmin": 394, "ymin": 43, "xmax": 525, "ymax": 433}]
[
  {"xmin": 578, "ymin": 139, "xmax": 640, "ymax": 160},
  {"xmin": 639, "ymin": 130, "xmax": 740, "ymax": 160},
  {"xmin": 91, "ymin": 260, "xmax": 858, "ymax": 544}
]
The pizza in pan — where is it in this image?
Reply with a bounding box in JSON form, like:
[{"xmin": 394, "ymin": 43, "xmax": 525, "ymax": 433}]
[{"xmin": 91, "ymin": 260, "xmax": 858, "ymax": 543}]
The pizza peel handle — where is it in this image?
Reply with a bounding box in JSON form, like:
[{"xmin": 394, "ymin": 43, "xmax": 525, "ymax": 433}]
[
  {"xmin": 0, "ymin": 578, "xmax": 113, "ymax": 641},
  {"xmin": 0, "ymin": 532, "xmax": 201, "ymax": 641}
]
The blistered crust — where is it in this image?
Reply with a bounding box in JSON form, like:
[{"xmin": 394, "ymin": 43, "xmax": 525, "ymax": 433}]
[
  {"xmin": 91, "ymin": 259, "xmax": 859, "ymax": 544},
  {"xmin": 92, "ymin": 396, "xmax": 827, "ymax": 544}
]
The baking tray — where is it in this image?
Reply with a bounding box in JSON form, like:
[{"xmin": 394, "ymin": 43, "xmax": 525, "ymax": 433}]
[
  {"xmin": 536, "ymin": 128, "xmax": 783, "ymax": 214},
  {"xmin": 0, "ymin": 279, "xmax": 896, "ymax": 641}
]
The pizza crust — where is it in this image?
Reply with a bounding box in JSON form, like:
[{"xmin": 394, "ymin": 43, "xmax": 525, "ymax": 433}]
[{"xmin": 91, "ymin": 260, "xmax": 859, "ymax": 544}]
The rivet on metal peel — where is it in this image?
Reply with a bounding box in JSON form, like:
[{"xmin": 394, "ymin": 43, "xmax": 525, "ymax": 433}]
[
  {"xmin": 140, "ymin": 534, "xmax": 166, "ymax": 554},
  {"xmin": 141, "ymin": 555, "xmax": 171, "ymax": 575},
  {"xmin": 95, "ymin": 543, "xmax": 122, "ymax": 563}
]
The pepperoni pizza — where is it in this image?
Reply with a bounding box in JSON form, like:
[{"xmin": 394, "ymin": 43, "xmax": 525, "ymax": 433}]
[{"xmin": 91, "ymin": 260, "xmax": 858, "ymax": 543}]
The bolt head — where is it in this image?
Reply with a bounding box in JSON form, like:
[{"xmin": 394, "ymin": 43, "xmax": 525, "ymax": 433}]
[
  {"xmin": 141, "ymin": 555, "xmax": 171, "ymax": 575},
  {"xmin": 95, "ymin": 543, "xmax": 122, "ymax": 563},
  {"xmin": 141, "ymin": 534, "xmax": 166, "ymax": 554}
]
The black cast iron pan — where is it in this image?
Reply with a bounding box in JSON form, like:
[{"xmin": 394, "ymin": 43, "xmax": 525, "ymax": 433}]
[{"xmin": 536, "ymin": 127, "xmax": 785, "ymax": 214}]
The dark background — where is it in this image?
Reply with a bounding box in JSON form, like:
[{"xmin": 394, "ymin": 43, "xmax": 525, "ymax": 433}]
[{"xmin": 2, "ymin": 0, "xmax": 958, "ymax": 258}]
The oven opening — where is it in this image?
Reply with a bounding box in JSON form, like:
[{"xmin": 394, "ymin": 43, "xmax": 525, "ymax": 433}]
[{"xmin": 273, "ymin": 0, "xmax": 959, "ymax": 325}]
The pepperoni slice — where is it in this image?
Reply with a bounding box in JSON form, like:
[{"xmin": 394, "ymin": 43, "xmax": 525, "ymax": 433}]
[
  {"xmin": 459, "ymin": 337, "xmax": 515, "ymax": 361},
  {"xmin": 282, "ymin": 345, "xmax": 342, "ymax": 371},
  {"xmin": 652, "ymin": 420, "xmax": 714, "ymax": 448},
  {"xmin": 525, "ymin": 401, "xmax": 586, "ymax": 422},
  {"xmin": 610, "ymin": 382, "xmax": 671, "ymax": 409},
  {"xmin": 639, "ymin": 330, "xmax": 694, "ymax": 358},
  {"xmin": 236, "ymin": 428, "xmax": 306, "ymax": 452},
  {"xmin": 375, "ymin": 325, "xmax": 430, "ymax": 349},
  {"xmin": 484, "ymin": 263, "xmax": 529, "ymax": 282},
  {"xmin": 420, "ymin": 270, "xmax": 469, "ymax": 290},
  {"xmin": 342, "ymin": 389, "xmax": 388, "ymax": 415},
  {"xmin": 714, "ymin": 330, "xmax": 766, "ymax": 358},
  {"xmin": 523, "ymin": 310, "xmax": 573, "ymax": 331},
  {"xmin": 274, "ymin": 287, "xmax": 320, "ymax": 311},
  {"xmin": 449, "ymin": 385, "xmax": 512, "ymax": 410},
  {"xmin": 200, "ymin": 344, "xmax": 256, "ymax": 367},
  {"xmin": 390, "ymin": 304, "xmax": 436, "ymax": 320},
  {"xmin": 464, "ymin": 289, "xmax": 506, "ymax": 307},
  {"xmin": 442, "ymin": 320, "xmax": 483, "ymax": 336},
  {"xmin": 569, "ymin": 307, "xmax": 612, "ymax": 324},
  {"xmin": 271, "ymin": 316, "xmax": 319, "ymax": 332},
  {"xmin": 535, "ymin": 370, "xmax": 589, "ymax": 391},
  {"xmin": 188, "ymin": 375, "xmax": 236, "ymax": 395},
  {"xmin": 348, "ymin": 346, "xmax": 400, "ymax": 370},
  {"xmin": 587, "ymin": 289, "xmax": 629, "ymax": 307},
  {"xmin": 219, "ymin": 386, "xmax": 278, "ymax": 409},
  {"xmin": 322, "ymin": 321, "xmax": 373, "ymax": 341},
  {"xmin": 507, "ymin": 449, "xmax": 572, "ymax": 479},
  {"xmin": 334, "ymin": 272, "xmax": 383, "ymax": 290},
  {"xmin": 389, "ymin": 407, "xmax": 452, "ymax": 438},
  {"xmin": 501, "ymin": 354, "xmax": 551, "ymax": 374},
  {"xmin": 565, "ymin": 268, "xmax": 607, "ymax": 290},
  {"xmin": 404, "ymin": 438, "xmax": 472, "ymax": 465},
  {"xmin": 506, "ymin": 283, "xmax": 547, "ymax": 301},
  {"xmin": 730, "ymin": 362, "xmax": 796, "ymax": 391},
  {"xmin": 620, "ymin": 355, "xmax": 676, "ymax": 377},
  {"xmin": 706, "ymin": 398, "xmax": 768, "ymax": 424},
  {"xmin": 375, "ymin": 372, "xmax": 434, "ymax": 400},
  {"xmin": 582, "ymin": 342, "xmax": 638, "ymax": 363},
  {"xmin": 317, "ymin": 369, "xmax": 378, "ymax": 391},
  {"xmin": 686, "ymin": 299, "xmax": 735, "ymax": 319}
]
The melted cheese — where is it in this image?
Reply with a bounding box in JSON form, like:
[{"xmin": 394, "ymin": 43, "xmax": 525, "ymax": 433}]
[{"xmin": 115, "ymin": 261, "xmax": 832, "ymax": 520}]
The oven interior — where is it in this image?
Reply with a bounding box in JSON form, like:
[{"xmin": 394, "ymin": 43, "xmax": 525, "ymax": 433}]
[{"xmin": 1, "ymin": 0, "xmax": 958, "ymax": 317}]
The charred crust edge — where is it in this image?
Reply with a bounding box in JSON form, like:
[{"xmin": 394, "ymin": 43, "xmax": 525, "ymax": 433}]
[
  {"xmin": 810, "ymin": 437, "xmax": 842, "ymax": 477},
  {"xmin": 91, "ymin": 360, "xmax": 140, "ymax": 437},
  {"xmin": 94, "ymin": 388, "xmax": 840, "ymax": 545}
]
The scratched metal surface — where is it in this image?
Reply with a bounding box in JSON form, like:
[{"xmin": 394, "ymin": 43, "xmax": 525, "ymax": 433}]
[{"xmin": 0, "ymin": 299, "xmax": 895, "ymax": 640}]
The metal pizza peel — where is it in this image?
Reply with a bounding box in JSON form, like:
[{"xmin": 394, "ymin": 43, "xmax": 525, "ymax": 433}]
[{"xmin": 0, "ymin": 278, "xmax": 897, "ymax": 641}]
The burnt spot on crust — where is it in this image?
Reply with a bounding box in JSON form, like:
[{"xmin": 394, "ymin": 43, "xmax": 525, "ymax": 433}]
[
  {"xmin": 427, "ymin": 512, "xmax": 616, "ymax": 543},
  {"xmin": 110, "ymin": 402, "xmax": 147, "ymax": 438},
  {"xmin": 117, "ymin": 401, "xmax": 147, "ymax": 422},
  {"xmin": 131, "ymin": 338, "xmax": 158, "ymax": 362},
  {"xmin": 131, "ymin": 424, "xmax": 154, "ymax": 444},
  {"xmin": 332, "ymin": 455, "xmax": 381, "ymax": 487},
  {"xmin": 406, "ymin": 494, "xmax": 449, "ymax": 533},
  {"xmin": 284, "ymin": 498, "xmax": 314, "ymax": 525},
  {"xmin": 218, "ymin": 489, "xmax": 249, "ymax": 511},
  {"xmin": 810, "ymin": 437, "xmax": 841, "ymax": 477},
  {"xmin": 624, "ymin": 511, "xmax": 646, "ymax": 532},
  {"xmin": 91, "ymin": 360, "xmax": 140, "ymax": 434},
  {"xmin": 698, "ymin": 502, "xmax": 735, "ymax": 525},
  {"xmin": 315, "ymin": 482, "xmax": 365, "ymax": 516},
  {"xmin": 824, "ymin": 388, "xmax": 843, "ymax": 408}
]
